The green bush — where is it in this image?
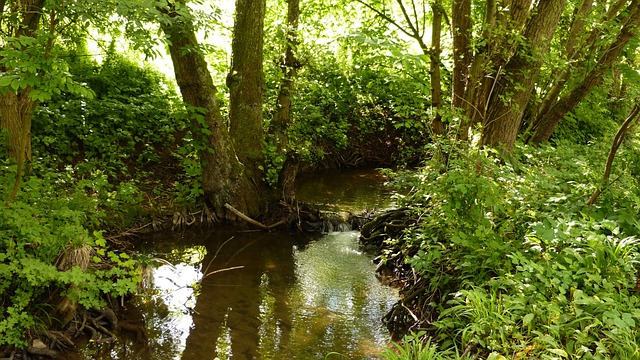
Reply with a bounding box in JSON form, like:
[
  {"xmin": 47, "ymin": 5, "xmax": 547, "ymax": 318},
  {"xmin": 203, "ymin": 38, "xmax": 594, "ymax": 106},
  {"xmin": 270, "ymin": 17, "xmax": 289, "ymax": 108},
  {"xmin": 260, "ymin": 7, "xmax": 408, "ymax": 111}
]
[
  {"xmin": 0, "ymin": 161, "xmax": 142, "ymax": 348},
  {"xmin": 31, "ymin": 48, "xmax": 183, "ymax": 179},
  {"xmin": 265, "ymin": 40, "xmax": 432, "ymax": 173}
]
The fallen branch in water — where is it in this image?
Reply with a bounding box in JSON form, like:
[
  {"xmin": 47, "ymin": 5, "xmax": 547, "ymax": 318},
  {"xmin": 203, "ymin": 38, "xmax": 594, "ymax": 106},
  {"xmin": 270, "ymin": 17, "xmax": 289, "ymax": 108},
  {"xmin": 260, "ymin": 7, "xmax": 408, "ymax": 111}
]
[{"xmin": 224, "ymin": 203, "xmax": 285, "ymax": 230}]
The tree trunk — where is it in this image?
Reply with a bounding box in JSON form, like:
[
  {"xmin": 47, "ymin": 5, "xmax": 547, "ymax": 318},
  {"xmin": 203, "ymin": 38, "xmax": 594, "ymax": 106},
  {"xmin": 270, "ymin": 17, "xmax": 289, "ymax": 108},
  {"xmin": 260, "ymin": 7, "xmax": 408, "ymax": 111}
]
[
  {"xmin": 429, "ymin": 1, "xmax": 444, "ymax": 135},
  {"xmin": 531, "ymin": 1, "xmax": 640, "ymax": 144},
  {"xmin": 227, "ymin": 0, "xmax": 268, "ymax": 212},
  {"xmin": 531, "ymin": 0, "xmax": 592, "ymax": 124},
  {"xmin": 525, "ymin": 0, "xmax": 621, "ymax": 141},
  {"xmin": 1, "ymin": 90, "xmax": 36, "ymax": 204},
  {"xmin": 1, "ymin": 0, "xmax": 45, "ymax": 204},
  {"xmin": 160, "ymin": 4, "xmax": 254, "ymax": 217},
  {"xmin": 458, "ymin": 0, "xmax": 495, "ymax": 140},
  {"xmin": 463, "ymin": 0, "xmax": 531, "ymax": 139},
  {"xmin": 480, "ymin": 0, "xmax": 566, "ymax": 151},
  {"xmin": 451, "ymin": 0, "xmax": 471, "ymax": 112},
  {"xmin": 272, "ymin": 0, "xmax": 301, "ymax": 201}
]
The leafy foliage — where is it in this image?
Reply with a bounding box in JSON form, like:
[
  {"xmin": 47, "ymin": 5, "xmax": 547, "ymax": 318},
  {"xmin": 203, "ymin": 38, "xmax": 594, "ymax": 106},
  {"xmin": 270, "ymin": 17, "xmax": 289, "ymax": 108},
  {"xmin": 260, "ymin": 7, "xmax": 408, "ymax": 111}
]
[
  {"xmin": 383, "ymin": 140, "xmax": 640, "ymax": 359},
  {"xmin": 0, "ymin": 160, "xmax": 142, "ymax": 348},
  {"xmin": 31, "ymin": 47, "xmax": 183, "ymax": 179},
  {"xmin": 273, "ymin": 36, "xmax": 432, "ymax": 171}
]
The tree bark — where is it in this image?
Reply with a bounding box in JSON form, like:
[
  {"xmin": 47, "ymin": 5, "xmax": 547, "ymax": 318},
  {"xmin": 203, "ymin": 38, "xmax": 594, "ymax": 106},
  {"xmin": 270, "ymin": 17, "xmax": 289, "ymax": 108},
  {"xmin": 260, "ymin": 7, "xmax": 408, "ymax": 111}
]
[
  {"xmin": 531, "ymin": 1, "xmax": 640, "ymax": 144},
  {"xmin": 1, "ymin": 90, "xmax": 36, "ymax": 204},
  {"xmin": 451, "ymin": 0, "xmax": 471, "ymax": 113},
  {"xmin": 429, "ymin": 1, "xmax": 444, "ymax": 135},
  {"xmin": 586, "ymin": 104, "xmax": 640, "ymax": 206},
  {"xmin": 272, "ymin": 0, "xmax": 301, "ymax": 201},
  {"xmin": 160, "ymin": 3, "xmax": 254, "ymax": 217},
  {"xmin": 463, "ymin": 0, "xmax": 532, "ymax": 138},
  {"xmin": 531, "ymin": 0, "xmax": 592, "ymax": 127},
  {"xmin": 1, "ymin": 0, "xmax": 45, "ymax": 204},
  {"xmin": 227, "ymin": 0, "xmax": 268, "ymax": 211},
  {"xmin": 458, "ymin": 0, "xmax": 495, "ymax": 140},
  {"xmin": 481, "ymin": 0, "xmax": 566, "ymax": 151},
  {"xmin": 525, "ymin": 0, "xmax": 623, "ymax": 141}
]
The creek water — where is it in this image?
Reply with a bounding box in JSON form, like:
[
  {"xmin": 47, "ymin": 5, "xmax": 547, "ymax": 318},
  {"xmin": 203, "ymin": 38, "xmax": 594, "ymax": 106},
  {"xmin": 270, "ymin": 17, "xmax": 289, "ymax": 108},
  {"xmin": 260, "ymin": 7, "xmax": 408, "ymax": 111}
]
[{"xmin": 68, "ymin": 168, "xmax": 398, "ymax": 360}]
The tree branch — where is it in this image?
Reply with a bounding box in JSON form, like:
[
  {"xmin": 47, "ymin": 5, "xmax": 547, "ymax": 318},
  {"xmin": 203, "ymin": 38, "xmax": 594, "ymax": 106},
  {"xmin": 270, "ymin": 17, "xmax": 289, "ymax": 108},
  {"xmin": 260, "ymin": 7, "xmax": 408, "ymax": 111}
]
[
  {"xmin": 586, "ymin": 104, "xmax": 640, "ymax": 206},
  {"xmin": 355, "ymin": 0, "xmax": 415, "ymax": 39}
]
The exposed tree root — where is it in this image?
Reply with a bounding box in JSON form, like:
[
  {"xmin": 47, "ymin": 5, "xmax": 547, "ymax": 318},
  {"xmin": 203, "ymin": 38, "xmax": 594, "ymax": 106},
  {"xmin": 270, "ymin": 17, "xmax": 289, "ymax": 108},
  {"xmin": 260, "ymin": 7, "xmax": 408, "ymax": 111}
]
[{"xmin": 360, "ymin": 208, "xmax": 449, "ymax": 340}]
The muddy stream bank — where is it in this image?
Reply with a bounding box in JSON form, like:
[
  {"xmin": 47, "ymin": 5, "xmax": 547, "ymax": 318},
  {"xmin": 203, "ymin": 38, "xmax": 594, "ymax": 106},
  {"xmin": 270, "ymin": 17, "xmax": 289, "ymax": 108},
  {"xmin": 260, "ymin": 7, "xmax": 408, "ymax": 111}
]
[{"xmin": 62, "ymin": 169, "xmax": 400, "ymax": 360}]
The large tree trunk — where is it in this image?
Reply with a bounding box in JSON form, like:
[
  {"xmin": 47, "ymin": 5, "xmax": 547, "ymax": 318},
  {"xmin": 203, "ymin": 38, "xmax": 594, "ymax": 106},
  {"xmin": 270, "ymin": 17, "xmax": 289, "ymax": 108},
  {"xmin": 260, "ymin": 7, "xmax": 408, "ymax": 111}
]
[
  {"xmin": 272, "ymin": 0, "xmax": 301, "ymax": 201},
  {"xmin": 463, "ymin": 0, "xmax": 531, "ymax": 139},
  {"xmin": 160, "ymin": 4, "xmax": 254, "ymax": 217},
  {"xmin": 480, "ymin": 0, "xmax": 566, "ymax": 151},
  {"xmin": 530, "ymin": 1, "xmax": 640, "ymax": 144},
  {"xmin": 227, "ymin": 0, "xmax": 268, "ymax": 213}
]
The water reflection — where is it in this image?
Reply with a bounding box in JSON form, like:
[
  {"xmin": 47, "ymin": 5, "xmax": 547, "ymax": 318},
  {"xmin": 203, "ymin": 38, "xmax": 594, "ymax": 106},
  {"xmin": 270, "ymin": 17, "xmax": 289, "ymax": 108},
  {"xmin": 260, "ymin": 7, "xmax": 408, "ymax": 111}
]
[
  {"xmin": 296, "ymin": 168, "xmax": 394, "ymax": 213},
  {"xmin": 180, "ymin": 231, "xmax": 296, "ymax": 360},
  {"xmin": 66, "ymin": 227, "xmax": 397, "ymax": 360}
]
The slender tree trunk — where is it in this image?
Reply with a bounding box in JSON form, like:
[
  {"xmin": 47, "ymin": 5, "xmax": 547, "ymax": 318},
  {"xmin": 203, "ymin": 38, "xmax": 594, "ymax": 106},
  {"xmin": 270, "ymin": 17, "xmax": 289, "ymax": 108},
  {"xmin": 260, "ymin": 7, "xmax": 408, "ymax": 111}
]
[
  {"xmin": 531, "ymin": 1, "xmax": 640, "ymax": 145},
  {"xmin": 586, "ymin": 104, "xmax": 640, "ymax": 206},
  {"xmin": 451, "ymin": 0, "xmax": 471, "ymax": 112},
  {"xmin": 160, "ymin": 4, "xmax": 254, "ymax": 217},
  {"xmin": 227, "ymin": 0, "xmax": 268, "ymax": 212},
  {"xmin": 272, "ymin": 0, "xmax": 301, "ymax": 201},
  {"xmin": 458, "ymin": 0, "xmax": 495, "ymax": 140},
  {"xmin": 1, "ymin": 90, "xmax": 35, "ymax": 204},
  {"xmin": 525, "ymin": 0, "xmax": 621, "ymax": 141},
  {"xmin": 480, "ymin": 0, "xmax": 566, "ymax": 151},
  {"xmin": 429, "ymin": 2, "xmax": 444, "ymax": 135},
  {"xmin": 1, "ymin": 0, "xmax": 45, "ymax": 205},
  {"xmin": 532, "ymin": 0, "xmax": 592, "ymax": 123}
]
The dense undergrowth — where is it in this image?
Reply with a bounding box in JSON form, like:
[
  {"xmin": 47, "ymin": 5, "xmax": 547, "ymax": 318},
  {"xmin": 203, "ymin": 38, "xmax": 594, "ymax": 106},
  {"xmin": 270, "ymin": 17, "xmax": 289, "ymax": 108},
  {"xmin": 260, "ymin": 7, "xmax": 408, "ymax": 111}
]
[
  {"xmin": 379, "ymin": 139, "xmax": 640, "ymax": 359},
  {"xmin": 0, "ymin": 50, "xmax": 186, "ymax": 350},
  {"xmin": 0, "ymin": 164, "xmax": 143, "ymax": 348}
]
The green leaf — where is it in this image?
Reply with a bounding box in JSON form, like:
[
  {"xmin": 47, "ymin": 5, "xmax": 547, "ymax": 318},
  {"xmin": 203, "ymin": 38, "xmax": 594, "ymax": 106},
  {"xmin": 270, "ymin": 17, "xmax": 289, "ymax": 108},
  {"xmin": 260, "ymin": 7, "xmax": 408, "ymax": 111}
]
[
  {"xmin": 0, "ymin": 75, "xmax": 15, "ymax": 87},
  {"xmin": 547, "ymin": 349, "xmax": 568, "ymax": 358},
  {"xmin": 523, "ymin": 313, "xmax": 535, "ymax": 325}
]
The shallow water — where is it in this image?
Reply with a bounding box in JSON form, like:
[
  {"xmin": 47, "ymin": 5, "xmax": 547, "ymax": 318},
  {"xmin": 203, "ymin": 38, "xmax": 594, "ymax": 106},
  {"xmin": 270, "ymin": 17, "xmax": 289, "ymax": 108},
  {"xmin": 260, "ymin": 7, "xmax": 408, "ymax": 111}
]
[
  {"xmin": 68, "ymin": 169, "xmax": 398, "ymax": 360},
  {"xmin": 295, "ymin": 168, "xmax": 394, "ymax": 213}
]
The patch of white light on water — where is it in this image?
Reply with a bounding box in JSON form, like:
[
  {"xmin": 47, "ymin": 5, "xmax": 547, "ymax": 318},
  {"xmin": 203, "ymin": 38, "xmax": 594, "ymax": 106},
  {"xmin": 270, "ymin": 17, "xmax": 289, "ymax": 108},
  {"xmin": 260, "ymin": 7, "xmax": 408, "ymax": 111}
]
[
  {"xmin": 288, "ymin": 231, "xmax": 399, "ymax": 356},
  {"xmin": 148, "ymin": 250, "xmax": 204, "ymax": 357}
]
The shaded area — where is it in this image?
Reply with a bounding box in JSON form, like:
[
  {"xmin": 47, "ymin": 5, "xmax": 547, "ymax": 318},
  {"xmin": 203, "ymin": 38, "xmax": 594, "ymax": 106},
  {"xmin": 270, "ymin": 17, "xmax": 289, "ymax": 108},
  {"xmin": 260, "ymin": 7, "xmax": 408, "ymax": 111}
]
[{"xmin": 296, "ymin": 168, "xmax": 394, "ymax": 213}]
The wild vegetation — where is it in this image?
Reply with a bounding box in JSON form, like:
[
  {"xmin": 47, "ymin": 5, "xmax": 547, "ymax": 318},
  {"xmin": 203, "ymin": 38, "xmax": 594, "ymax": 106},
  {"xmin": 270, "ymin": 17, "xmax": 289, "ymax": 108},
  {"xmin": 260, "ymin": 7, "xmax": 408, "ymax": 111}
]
[{"xmin": 0, "ymin": 0, "xmax": 639, "ymax": 358}]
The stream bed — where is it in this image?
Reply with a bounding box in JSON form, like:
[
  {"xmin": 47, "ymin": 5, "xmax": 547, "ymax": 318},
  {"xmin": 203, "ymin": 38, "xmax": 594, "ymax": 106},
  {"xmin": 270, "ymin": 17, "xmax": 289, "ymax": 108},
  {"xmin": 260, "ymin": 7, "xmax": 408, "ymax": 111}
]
[{"xmin": 67, "ymin": 169, "xmax": 398, "ymax": 359}]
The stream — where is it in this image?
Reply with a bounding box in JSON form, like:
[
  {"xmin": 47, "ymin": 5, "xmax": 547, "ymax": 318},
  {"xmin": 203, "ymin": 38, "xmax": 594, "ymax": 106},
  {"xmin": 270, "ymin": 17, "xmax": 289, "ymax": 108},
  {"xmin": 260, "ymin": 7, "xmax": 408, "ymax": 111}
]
[{"xmin": 67, "ymin": 168, "xmax": 398, "ymax": 360}]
